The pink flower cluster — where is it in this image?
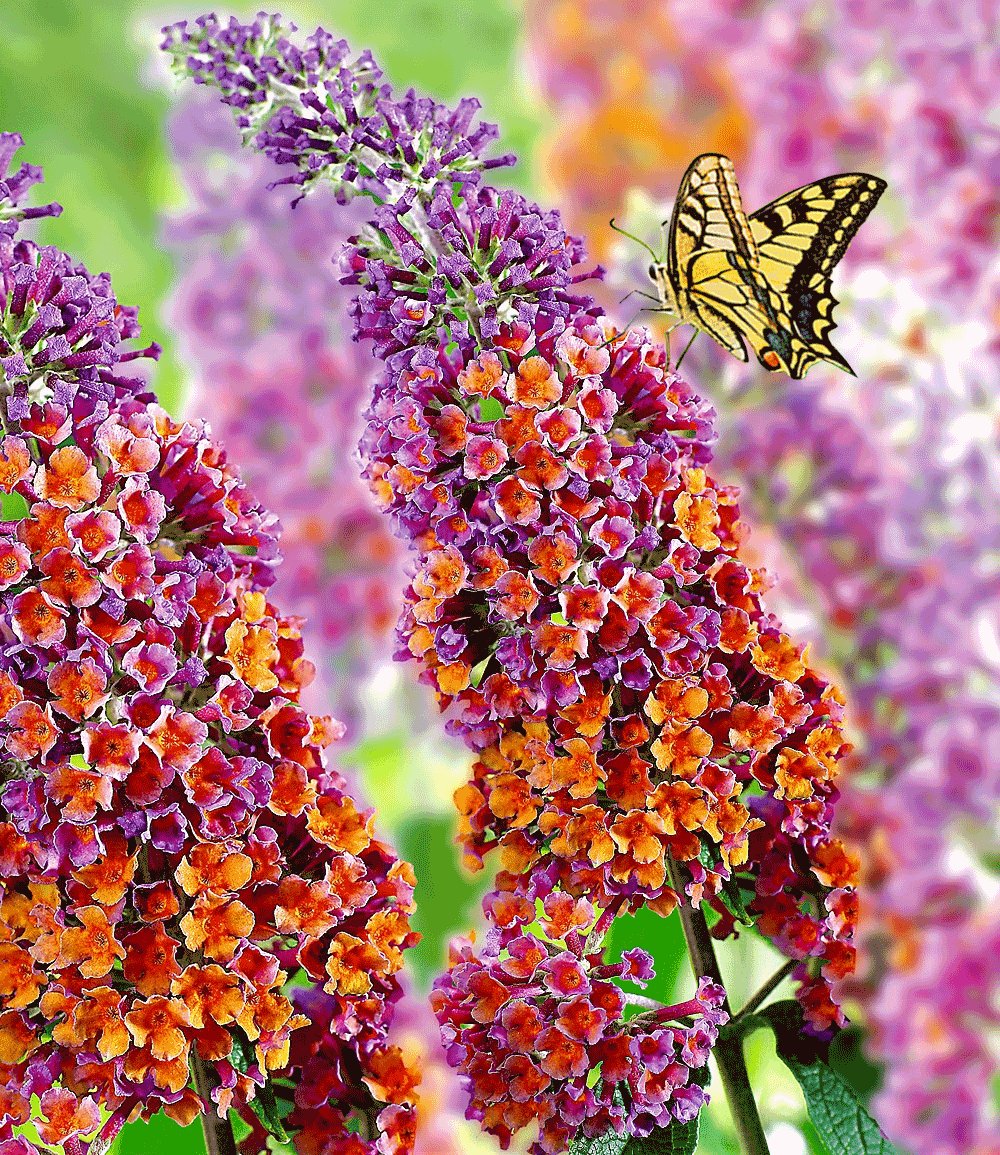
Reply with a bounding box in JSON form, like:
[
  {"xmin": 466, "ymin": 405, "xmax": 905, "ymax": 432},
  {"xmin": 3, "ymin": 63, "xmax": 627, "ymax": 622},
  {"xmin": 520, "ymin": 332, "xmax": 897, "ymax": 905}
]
[
  {"xmin": 434, "ymin": 904, "xmax": 726, "ymax": 1152},
  {"xmin": 0, "ymin": 135, "xmax": 419, "ymax": 1153}
]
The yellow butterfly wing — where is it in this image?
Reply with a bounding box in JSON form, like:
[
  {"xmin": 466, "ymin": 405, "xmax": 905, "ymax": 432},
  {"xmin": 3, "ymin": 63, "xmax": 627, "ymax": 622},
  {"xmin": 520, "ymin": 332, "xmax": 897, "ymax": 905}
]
[
  {"xmin": 666, "ymin": 153, "xmax": 799, "ymax": 370},
  {"xmin": 749, "ymin": 173, "xmax": 888, "ymax": 376},
  {"xmin": 662, "ymin": 154, "xmax": 886, "ymax": 379}
]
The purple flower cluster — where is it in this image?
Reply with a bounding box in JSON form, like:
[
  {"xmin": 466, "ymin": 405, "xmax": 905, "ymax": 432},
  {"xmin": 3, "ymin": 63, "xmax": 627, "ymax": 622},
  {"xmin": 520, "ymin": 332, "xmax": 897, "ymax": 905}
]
[
  {"xmin": 162, "ymin": 13, "xmax": 513, "ymax": 203},
  {"xmin": 0, "ymin": 135, "xmax": 158, "ymax": 428}
]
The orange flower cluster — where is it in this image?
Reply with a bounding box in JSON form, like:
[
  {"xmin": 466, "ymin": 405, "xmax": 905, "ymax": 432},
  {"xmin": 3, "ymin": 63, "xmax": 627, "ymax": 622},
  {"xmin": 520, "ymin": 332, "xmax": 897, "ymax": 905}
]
[
  {"xmin": 0, "ymin": 411, "xmax": 419, "ymax": 1153},
  {"xmin": 371, "ymin": 314, "xmax": 857, "ymax": 1036},
  {"xmin": 0, "ymin": 386, "xmax": 418, "ymax": 1155}
]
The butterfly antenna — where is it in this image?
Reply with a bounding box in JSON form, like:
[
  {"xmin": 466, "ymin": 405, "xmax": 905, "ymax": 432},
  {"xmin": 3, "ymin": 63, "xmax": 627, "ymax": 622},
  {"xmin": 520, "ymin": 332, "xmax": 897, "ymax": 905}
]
[
  {"xmin": 674, "ymin": 329, "xmax": 699, "ymax": 371},
  {"xmin": 608, "ymin": 218, "xmax": 660, "ymax": 261}
]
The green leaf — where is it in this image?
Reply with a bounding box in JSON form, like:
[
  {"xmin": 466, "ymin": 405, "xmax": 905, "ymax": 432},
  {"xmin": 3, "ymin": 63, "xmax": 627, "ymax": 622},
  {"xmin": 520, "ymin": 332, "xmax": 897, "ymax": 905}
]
[
  {"xmin": 752, "ymin": 1001, "xmax": 900, "ymax": 1155},
  {"xmin": 250, "ymin": 1078, "xmax": 291, "ymax": 1144},
  {"xmin": 718, "ymin": 872, "xmax": 755, "ymax": 927},
  {"xmin": 781, "ymin": 1056, "xmax": 899, "ymax": 1155},
  {"xmin": 696, "ymin": 837, "xmax": 755, "ymax": 927},
  {"xmin": 569, "ymin": 1128, "xmax": 629, "ymax": 1155},
  {"xmin": 623, "ymin": 1120, "xmax": 697, "ymax": 1155}
]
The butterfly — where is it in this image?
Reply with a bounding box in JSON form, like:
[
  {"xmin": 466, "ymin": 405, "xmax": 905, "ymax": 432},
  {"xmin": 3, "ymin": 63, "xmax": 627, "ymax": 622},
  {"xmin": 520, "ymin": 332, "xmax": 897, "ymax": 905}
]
[{"xmin": 626, "ymin": 153, "xmax": 886, "ymax": 379}]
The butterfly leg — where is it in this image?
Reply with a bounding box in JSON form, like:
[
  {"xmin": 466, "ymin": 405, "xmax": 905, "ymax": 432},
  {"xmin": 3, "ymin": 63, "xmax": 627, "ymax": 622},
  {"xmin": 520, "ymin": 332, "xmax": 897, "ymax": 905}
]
[{"xmin": 674, "ymin": 329, "xmax": 699, "ymax": 371}]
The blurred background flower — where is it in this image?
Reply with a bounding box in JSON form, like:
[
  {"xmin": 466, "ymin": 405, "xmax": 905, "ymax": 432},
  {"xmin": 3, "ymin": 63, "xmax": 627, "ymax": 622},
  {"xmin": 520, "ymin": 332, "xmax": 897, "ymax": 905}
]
[{"xmin": 1, "ymin": 2, "xmax": 995, "ymax": 1154}]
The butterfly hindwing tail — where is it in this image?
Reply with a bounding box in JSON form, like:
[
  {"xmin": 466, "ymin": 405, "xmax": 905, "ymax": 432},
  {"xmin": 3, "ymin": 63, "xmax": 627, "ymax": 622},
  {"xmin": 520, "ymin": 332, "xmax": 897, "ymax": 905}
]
[{"xmin": 750, "ymin": 173, "xmax": 888, "ymax": 376}]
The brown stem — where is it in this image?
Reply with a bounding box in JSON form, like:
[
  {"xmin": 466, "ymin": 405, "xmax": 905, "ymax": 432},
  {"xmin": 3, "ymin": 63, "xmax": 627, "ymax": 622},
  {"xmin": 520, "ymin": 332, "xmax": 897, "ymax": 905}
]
[
  {"xmin": 667, "ymin": 857, "xmax": 771, "ymax": 1155},
  {"xmin": 193, "ymin": 1054, "xmax": 239, "ymax": 1155}
]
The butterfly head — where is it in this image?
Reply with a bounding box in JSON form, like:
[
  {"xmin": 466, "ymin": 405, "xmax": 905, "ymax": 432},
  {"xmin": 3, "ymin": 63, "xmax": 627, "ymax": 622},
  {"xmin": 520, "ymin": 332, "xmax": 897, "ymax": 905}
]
[{"xmin": 647, "ymin": 261, "xmax": 680, "ymax": 319}]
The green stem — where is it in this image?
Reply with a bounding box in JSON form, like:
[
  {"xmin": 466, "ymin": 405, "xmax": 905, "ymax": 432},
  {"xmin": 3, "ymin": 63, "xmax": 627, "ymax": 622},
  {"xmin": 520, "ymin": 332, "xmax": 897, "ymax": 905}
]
[
  {"xmin": 733, "ymin": 958, "xmax": 798, "ymax": 1024},
  {"xmin": 193, "ymin": 1055, "xmax": 239, "ymax": 1155},
  {"xmin": 668, "ymin": 857, "xmax": 771, "ymax": 1155}
]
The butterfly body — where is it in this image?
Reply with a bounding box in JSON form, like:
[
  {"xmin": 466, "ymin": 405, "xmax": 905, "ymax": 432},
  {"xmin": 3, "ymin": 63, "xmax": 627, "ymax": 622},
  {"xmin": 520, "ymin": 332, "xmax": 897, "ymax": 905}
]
[{"xmin": 648, "ymin": 154, "xmax": 887, "ymax": 379}]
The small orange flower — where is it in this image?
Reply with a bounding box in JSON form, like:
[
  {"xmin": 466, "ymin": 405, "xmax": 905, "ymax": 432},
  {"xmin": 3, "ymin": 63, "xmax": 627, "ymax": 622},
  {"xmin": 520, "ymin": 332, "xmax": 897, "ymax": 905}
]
[
  {"xmin": 18, "ymin": 501, "xmax": 71, "ymax": 556},
  {"xmin": 559, "ymin": 676, "xmax": 611, "ymax": 737},
  {"xmin": 39, "ymin": 546, "xmax": 102, "ymax": 607},
  {"xmin": 527, "ymin": 531, "xmax": 578, "ymax": 585},
  {"xmin": 0, "ymin": 437, "xmax": 31, "ymax": 492},
  {"xmin": 69, "ymin": 986, "xmax": 131, "ymax": 1059},
  {"xmin": 4, "ymin": 700, "xmax": 57, "ymax": 761},
  {"xmin": 180, "ymin": 893, "xmax": 254, "ymax": 962},
  {"xmin": 225, "ymin": 618, "xmax": 280, "ymax": 692},
  {"xmin": 135, "ymin": 881, "xmax": 181, "ymax": 923},
  {"xmin": 0, "ymin": 540, "xmax": 29, "ymax": 590},
  {"xmin": 171, "ymin": 964, "xmax": 245, "ymax": 1028},
  {"xmin": 751, "ymin": 632, "xmax": 806, "ymax": 682},
  {"xmin": 510, "ymin": 355, "xmax": 562, "ymax": 408},
  {"xmin": 0, "ymin": 1010, "xmax": 37, "ymax": 1065},
  {"xmin": 610, "ymin": 809, "xmax": 666, "ymax": 864},
  {"xmin": 57, "ymin": 905, "xmax": 125, "ymax": 978},
  {"xmin": 416, "ymin": 546, "xmax": 468, "ymax": 598},
  {"xmin": 604, "ymin": 749, "xmax": 654, "ymax": 810},
  {"xmin": 0, "ymin": 942, "xmax": 44, "ymax": 1009},
  {"xmin": 645, "ymin": 678, "xmax": 708, "ymax": 726},
  {"xmin": 550, "ymin": 804, "xmax": 615, "ymax": 866},
  {"xmin": 673, "ymin": 470, "xmax": 721, "ymax": 551},
  {"xmin": 123, "ymin": 1046, "xmax": 191, "ymax": 1094},
  {"xmin": 457, "ymin": 350, "xmax": 505, "ymax": 397},
  {"xmin": 550, "ymin": 737, "xmax": 604, "ymax": 799},
  {"xmin": 274, "ymin": 877, "xmax": 340, "ymax": 938},
  {"xmin": 810, "ymin": 839, "xmax": 860, "ymax": 889},
  {"xmin": 487, "ymin": 773, "xmax": 539, "ymax": 828},
  {"xmin": 175, "ymin": 843, "xmax": 253, "ymax": 897},
  {"xmin": 38, "ymin": 445, "xmax": 101, "ymax": 510},
  {"xmin": 46, "ymin": 763, "xmax": 113, "ymax": 823},
  {"xmin": 650, "ymin": 781, "xmax": 710, "ymax": 835},
  {"xmin": 437, "ymin": 660, "xmax": 471, "ymax": 696},
  {"xmin": 651, "ymin": 724, "xmax": 713, "ymax": 776},
  {"xmin": 268, "ymin": 759, "xmax": 317, "ymax": 816},
  {"xmin": 11, "ymin": 587, "xmax": 67, "ymax": 647},
  {"xmin": 36, "ymin": 1088, "xmax": 101, "ymax": 1147},
  {"xmin": 774, "ymin": 747, "xmax": 826, "ymax": 800},
  {"xmin": 363, "ymin": 1045, "xmax": 421, "ymax": 1105},
  {"xmin": 535, "ymin": 621, "xmax": 588, "ymax": 669},
  {"xmin": 326, "ymin": 932, "xmax": 382, "ymax": 995},
  {"xmin": 122, "ymin": 923, "xmax": 182, "ymax": 996},
  {"xmin": 306, "ymin": 794, "xmax": 373, "ymax": 855},
  {"xmin": 729, "ymin": 703, "xmax": 782, "ymax": 754},
  {"xmin": 718, "ymin": 606, "xmax": 758, "ymax": 653},
  {"xmin": 498, "ymin": 405, "xmax": 543, "ymax": 452},
  {"xmin": 125, "ymin": 996, "xmax": 191, "ymax": 1061},
  {"xmin": 47, "ymin": 657, "xmax": 109, "ymax": 722}
]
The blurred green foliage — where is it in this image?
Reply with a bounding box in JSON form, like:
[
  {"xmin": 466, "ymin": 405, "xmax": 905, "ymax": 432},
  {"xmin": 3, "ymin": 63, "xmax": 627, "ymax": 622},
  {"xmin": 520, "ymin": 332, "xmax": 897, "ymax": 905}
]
[{"xmin": 1, "ymin": 0, "xmax": 541, "ymax": 416}]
